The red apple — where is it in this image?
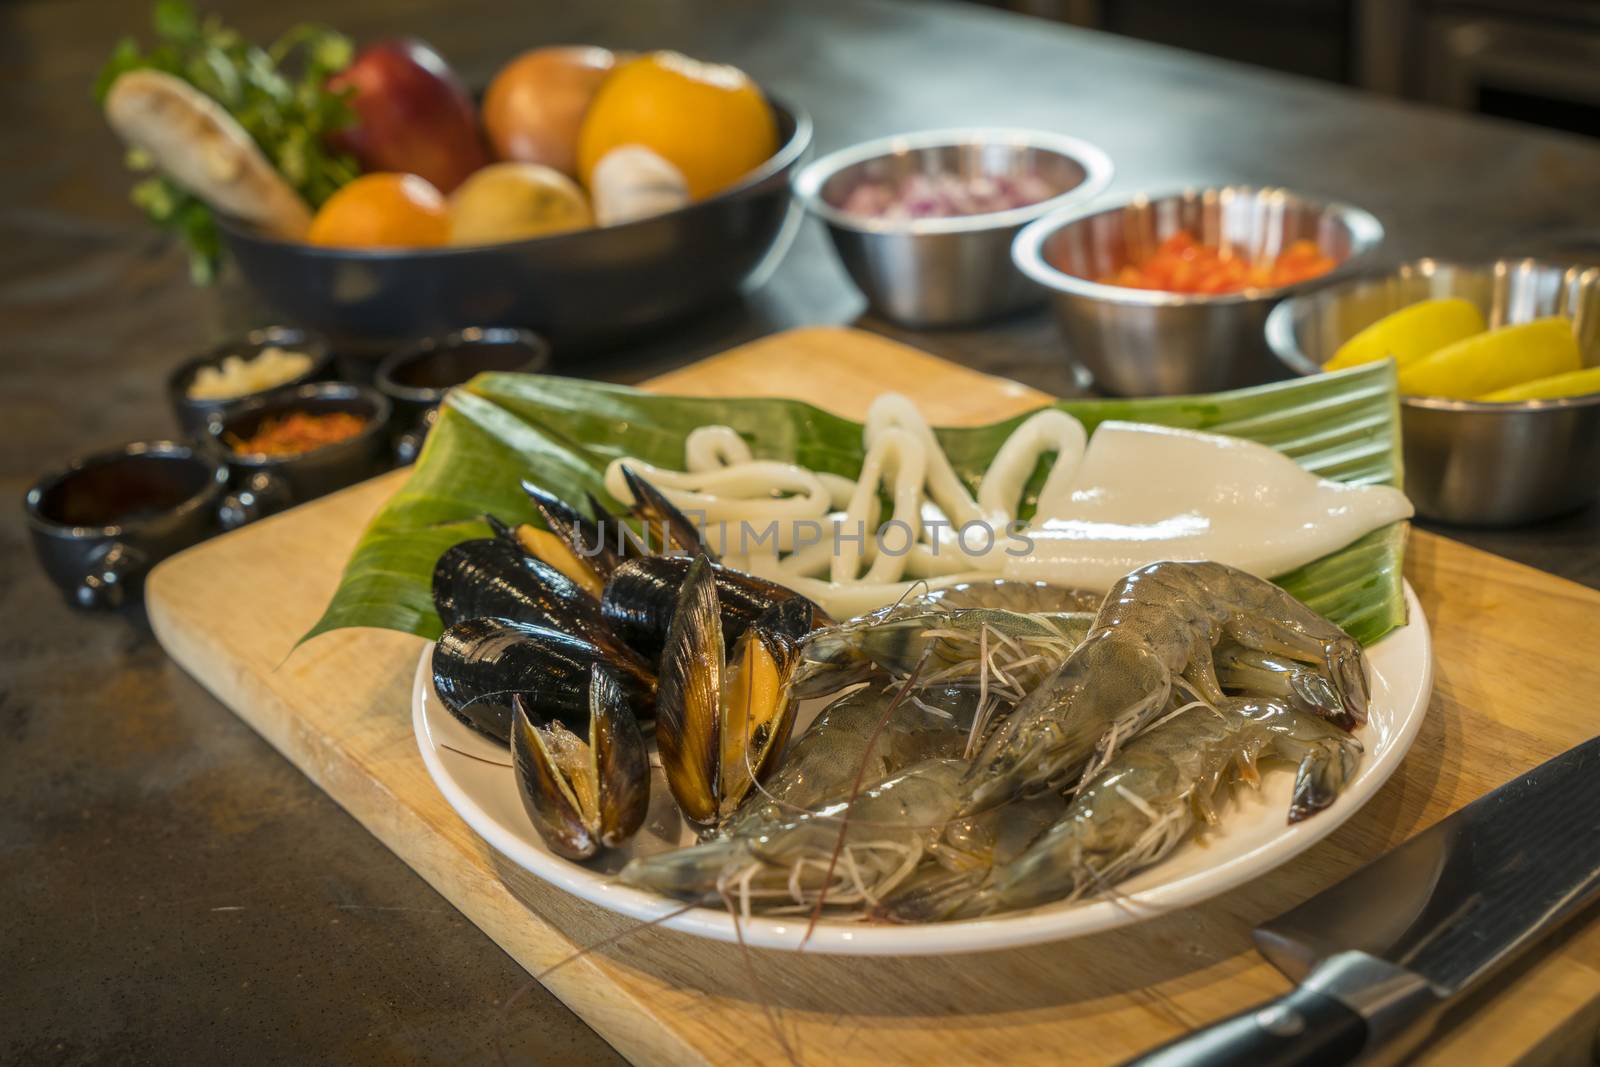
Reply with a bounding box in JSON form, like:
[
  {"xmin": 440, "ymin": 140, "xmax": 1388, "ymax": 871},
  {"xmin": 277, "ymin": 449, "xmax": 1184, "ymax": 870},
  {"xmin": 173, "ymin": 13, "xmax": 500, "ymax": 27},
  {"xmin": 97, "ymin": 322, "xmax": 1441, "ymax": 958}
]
[{"xmin": 328, "ymin": 39, "xmax": 489, "ymax": 194}]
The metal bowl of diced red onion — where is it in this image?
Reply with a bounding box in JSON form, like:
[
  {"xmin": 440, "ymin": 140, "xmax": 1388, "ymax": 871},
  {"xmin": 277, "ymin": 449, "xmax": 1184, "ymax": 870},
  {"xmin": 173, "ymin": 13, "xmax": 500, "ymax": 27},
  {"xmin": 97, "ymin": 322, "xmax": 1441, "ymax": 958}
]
[{"xmin": 793, "ymin": 128, "xmax": 1112, "ymax": 328}]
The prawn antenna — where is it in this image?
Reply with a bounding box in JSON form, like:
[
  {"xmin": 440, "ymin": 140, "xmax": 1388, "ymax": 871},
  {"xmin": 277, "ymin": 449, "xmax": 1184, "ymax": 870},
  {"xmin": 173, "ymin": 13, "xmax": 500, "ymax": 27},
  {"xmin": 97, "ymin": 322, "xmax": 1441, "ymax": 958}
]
[
  {"xmin": 492, "ymin": 903, "xmax": 699, "ymax": 1066},
  {"xmin": 439, "ymin": 743, "xmax": 512, "ymax": 768},
  {"xmin": 718, "ymin": 884, "xmax": 803, "ymax": 1067},
  {"xmin": 800, "ymin": 648, "xmax": 931, "ymax": 947}
]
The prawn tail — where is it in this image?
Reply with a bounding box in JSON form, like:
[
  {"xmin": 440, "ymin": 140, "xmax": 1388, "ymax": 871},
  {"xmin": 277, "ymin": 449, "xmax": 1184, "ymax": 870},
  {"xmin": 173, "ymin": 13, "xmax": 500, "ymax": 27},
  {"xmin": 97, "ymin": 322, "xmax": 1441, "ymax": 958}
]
[
  {"xmin": 1325, "ymin": 638, "xmax": 1372, "ymax": 729},
  {"xmin": 1288, "ymin": 737, "xmax": 1362, "ymax": 823}
]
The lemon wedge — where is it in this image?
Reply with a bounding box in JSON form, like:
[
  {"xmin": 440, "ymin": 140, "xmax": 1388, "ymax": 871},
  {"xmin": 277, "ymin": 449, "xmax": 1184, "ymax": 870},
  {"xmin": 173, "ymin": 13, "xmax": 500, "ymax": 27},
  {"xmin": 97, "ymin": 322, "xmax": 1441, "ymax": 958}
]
[
  {"xmin": 1479, "ymin": 365, "xmax": 1600, "ymax": 402},
  {"xmin": 1326, "ymin": 298, "xmax": 1486, "ymax": 371},
  {"xmin": 1397, "ymin": 317, "xmax": 1581, "ymax": 399}
]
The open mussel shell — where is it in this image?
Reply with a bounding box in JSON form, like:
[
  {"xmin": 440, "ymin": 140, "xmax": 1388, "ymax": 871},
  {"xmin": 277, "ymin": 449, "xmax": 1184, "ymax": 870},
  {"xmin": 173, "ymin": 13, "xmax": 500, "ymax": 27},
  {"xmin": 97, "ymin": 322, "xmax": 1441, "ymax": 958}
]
[
  {"xmin": 431, "ymin": 617, "xmax": 655, "ymax": 743},
  {"xmin": 616, "ymin": 464, "xmax": 715, "ymax": 559},
  {"xmin": 750, "ymin": 595, "xmax": 814, "ymax": 646},
  {"xmin": 584, "ymin": 490, "xmax": 632, "ymax": 538},
  {"xmin": 601, "ymin": 554, "xmax": 828, "ymax": 661},
  {"xmin": 519, "ymin": 480, "xmax": 627, "ymax": 593},
  {"xmin": 434, "ymin": 523, "xmax": 655, "ymax": 689},
  {"xmin": 717, "ymin": 603, "xmax": 805, "ymax": 817},
  {"xmin": 654, "ymin": 558, "xmax": 723, "ymax": 823},
  {"xmin": 655, "ymin": 557, "xmax": 803, "ymax": 825},
  {"xmin": 511, "ymin": 667, "xmax": 650, "ymax": 861}
]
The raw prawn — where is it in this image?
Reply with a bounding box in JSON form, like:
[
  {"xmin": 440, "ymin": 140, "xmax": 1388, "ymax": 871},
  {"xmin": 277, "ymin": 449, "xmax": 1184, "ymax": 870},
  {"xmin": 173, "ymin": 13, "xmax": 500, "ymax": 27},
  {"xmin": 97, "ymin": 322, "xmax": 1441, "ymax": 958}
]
[
  {"xmin": 957, "ymin": 560, "xmax": 1370, "ymax": 814},
  {"xmin": 888, "ymin": 697, "xmax": 1362, "ymax": 921},
  {"xmin": 618, "ymin": 758, "xmax": 968, "ymax": 917}
]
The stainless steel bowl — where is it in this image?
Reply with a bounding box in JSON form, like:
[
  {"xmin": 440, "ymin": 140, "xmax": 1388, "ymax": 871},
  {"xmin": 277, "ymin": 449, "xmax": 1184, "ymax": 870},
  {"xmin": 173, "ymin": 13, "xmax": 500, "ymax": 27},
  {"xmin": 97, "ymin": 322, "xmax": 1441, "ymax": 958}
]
[
  {"xmin": 792, "ymin": 128, "xmax": 1112, "ymax": 328},
  {"xmin": 1013, "ymin": 186, "xmax": 1384, "ymax": 395},
  {"xmin": 1266, "ymin": 258, "xmax": 1600, "ymax": 526}
]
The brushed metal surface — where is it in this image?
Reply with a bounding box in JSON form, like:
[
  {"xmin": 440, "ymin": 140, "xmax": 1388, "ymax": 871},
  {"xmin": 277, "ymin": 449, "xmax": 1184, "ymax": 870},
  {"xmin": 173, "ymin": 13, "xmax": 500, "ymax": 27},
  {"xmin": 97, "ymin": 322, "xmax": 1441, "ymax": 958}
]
[{"xmin": 1267, "ymin": 258, "xmax": 1600, "ymax": 525}]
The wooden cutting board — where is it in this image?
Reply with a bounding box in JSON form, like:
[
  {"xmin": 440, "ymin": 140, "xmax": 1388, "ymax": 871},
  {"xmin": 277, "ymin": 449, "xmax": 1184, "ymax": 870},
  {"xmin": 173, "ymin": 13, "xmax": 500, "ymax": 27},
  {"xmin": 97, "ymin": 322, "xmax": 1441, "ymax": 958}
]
[{"xmin": 147, "ymin": 327, "xmax": 1600, "ymax": 1067}]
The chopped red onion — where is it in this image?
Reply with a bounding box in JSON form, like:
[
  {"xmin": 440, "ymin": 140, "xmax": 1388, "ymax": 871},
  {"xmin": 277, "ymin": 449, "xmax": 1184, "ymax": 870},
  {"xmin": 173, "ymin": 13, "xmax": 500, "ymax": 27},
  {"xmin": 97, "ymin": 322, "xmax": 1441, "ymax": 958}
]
[{"xmin": 839, "ymin": 170, "xmax": 1057, "ymax": 221}]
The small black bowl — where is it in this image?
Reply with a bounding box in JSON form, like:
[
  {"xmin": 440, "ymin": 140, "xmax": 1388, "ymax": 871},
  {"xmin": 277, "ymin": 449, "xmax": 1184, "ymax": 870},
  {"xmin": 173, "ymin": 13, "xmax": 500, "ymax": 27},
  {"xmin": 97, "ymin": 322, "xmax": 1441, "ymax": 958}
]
[
  {"xmin": 24, "ymin": 441, "xmax": 230, "ymax": 609},
  {"xmin": 377, "ymin": 327, "xmax": 551, "ymax": 462},
  {"xmin": 217, "ymin": 99, "xmax": 812, "ymax": 355},
  {"xmin": 201, "ymin": 382, "xmax": 393, "ymax": 520},
  {"xmin": 378, "ymin": 327, "xmax": 552, "ymax": 413},
  {"xmin": 168, "ymin": 326, "xmax": 334, "ymax": 436}
]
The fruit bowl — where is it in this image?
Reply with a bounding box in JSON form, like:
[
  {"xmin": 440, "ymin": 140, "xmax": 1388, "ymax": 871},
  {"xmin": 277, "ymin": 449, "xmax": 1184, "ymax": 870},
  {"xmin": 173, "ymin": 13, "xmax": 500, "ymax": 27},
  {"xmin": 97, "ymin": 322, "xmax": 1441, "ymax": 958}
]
[
  {"xmin": 1266, "ymin": 257, "xmax": 1600, "ymax": 525},
  {"xmin": 217, "ymin": 99, "xmax": 811, "ymax": 356}
]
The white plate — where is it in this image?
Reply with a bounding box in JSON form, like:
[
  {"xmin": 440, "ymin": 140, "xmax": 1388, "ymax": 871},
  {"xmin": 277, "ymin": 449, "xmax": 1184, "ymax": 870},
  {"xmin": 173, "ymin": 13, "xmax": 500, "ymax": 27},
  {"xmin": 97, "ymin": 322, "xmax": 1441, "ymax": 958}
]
[{"xmin": 414, "ymin": 584, "xmax": 1431, "ymax": 956}]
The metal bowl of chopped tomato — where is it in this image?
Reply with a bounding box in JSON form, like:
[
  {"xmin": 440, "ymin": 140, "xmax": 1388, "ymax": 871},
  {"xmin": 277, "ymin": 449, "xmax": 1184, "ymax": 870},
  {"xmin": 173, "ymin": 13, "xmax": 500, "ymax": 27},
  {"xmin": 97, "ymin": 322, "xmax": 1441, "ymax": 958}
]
[{"xmin": 1012, "ymin": 186, "xmax": 1383, "ymax": 396}]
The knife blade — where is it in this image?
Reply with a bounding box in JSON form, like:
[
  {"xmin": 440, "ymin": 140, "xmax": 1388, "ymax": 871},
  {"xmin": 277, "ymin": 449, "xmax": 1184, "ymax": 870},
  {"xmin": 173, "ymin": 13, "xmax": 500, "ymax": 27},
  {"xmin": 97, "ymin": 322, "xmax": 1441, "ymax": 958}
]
[{"xmin": 1122, "ymin": 734, "xmax": 1600, "ymax": 1067}]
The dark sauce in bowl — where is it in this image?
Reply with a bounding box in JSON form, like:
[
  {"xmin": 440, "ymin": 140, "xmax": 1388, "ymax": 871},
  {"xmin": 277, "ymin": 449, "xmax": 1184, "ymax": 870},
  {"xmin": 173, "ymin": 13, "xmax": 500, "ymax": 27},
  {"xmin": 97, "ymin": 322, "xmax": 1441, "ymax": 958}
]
[
  {"xmin": 390, "ymin": 340, "xmax": 541, "ymax": 390},
  {"xmin": 379, "ymin": 327, "xmax": 552, "ymax": 405},
  {"xmin": 35, "ymin": 451, "xmax": 215, "ymax": 528}
]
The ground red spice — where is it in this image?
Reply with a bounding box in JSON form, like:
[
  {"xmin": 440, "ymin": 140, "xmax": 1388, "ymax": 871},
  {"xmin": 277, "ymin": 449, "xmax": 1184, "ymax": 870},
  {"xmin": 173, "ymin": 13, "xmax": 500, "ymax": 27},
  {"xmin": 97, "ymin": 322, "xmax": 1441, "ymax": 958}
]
[{"xmin": 227, "ymin": 411, "xmax": 368, "ymax": 456}]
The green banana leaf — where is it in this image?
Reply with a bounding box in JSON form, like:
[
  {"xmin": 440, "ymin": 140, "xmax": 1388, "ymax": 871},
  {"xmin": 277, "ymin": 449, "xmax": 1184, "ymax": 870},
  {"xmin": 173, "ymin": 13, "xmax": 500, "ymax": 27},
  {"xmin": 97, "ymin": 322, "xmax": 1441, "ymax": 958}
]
[{"xmin": 304, "ymin": 359, "xmax": 1408, "ymax": 647}]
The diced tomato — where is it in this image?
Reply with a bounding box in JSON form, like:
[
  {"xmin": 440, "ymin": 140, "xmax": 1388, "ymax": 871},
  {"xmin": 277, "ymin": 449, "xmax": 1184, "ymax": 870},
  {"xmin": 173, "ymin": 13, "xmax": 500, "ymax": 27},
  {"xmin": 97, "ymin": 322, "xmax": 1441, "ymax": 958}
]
[
  {"xmin": 1094, "ymin": 228, "xmax": 1340, "ymax": 294},
  {"xmin": 1158, "ymin": 231, "xmax": 1196, "ymax": 257}
]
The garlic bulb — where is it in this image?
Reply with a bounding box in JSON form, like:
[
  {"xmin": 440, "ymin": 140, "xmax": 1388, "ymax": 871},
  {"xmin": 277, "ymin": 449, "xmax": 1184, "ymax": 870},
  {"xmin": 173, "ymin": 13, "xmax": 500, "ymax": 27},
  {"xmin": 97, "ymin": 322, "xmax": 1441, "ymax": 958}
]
[{"xmin": 590, "ymin": 145, "xmax": 690, "ymax": 226}]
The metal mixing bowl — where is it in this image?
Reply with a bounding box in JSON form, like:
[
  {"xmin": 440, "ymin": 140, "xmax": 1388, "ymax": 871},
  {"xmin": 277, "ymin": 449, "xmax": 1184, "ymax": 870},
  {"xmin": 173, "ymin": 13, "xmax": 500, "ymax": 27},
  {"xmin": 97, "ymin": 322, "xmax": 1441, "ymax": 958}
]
[
  {"xmin": 1013, "ymin": 186, "xmax": 1384, "ymax": 395},
  {"xmin": 1266, "ymin": 258, "xmax": 1600, "ymax": 526},
  {"xmin": 792, "ymin": 128, "xmax": 1112, "ymax": 328},
  {"xmin": 219, "ymin": 99, "xmax": 811, "ymax": 356}
]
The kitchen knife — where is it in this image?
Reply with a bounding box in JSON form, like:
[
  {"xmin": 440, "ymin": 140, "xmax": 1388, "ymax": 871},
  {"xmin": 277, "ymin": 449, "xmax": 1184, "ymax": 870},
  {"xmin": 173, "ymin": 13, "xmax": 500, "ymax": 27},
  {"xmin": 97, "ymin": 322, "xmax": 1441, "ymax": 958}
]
[{"xmin": 1122, "ymin": 734, "xmax": 1600, "ymax": 1067}]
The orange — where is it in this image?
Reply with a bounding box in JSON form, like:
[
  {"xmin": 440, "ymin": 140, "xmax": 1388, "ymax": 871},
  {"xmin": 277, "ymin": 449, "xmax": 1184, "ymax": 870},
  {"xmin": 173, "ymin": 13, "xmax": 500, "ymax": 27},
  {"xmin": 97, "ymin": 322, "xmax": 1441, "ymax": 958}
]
[
  {"xmin": 576, "ymin": 51, "xmax": 777, "ymax": 200},
  {"xmin": 307, "ymin": 173, "xmax": 450, "ymax": 249}
]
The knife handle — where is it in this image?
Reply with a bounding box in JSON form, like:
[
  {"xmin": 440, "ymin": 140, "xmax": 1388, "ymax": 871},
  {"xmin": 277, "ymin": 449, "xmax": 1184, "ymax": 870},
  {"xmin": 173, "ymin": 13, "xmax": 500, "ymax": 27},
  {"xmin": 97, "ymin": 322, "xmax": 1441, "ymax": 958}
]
[
  {"xmin": 1120, "ymin": 984, "xmax": 1367, "ymax": 1067},
  {"xmin": 1121, "ymin": 952, "xmax": 1442, "ymax": 1067}
]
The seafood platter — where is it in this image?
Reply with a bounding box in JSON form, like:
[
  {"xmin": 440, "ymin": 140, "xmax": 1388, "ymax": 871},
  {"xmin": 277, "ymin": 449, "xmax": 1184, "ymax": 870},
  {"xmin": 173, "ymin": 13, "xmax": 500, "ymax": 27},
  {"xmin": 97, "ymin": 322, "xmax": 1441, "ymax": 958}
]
[
  {"xmin": 287, "ymin": 336, "xmax": 1433, "ymax": 955},
  {"xmin": 146, "ymin": 329, "xmax": 1600, "ymax": 1065},
  {"xmin": 32, "ymin": 0, "xmax": 1594, "ymax": 1059}
]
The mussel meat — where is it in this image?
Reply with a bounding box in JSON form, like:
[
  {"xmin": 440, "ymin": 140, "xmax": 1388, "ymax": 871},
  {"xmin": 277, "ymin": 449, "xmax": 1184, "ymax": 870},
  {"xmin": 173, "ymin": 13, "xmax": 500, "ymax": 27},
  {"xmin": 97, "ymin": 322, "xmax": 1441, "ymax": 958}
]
[
  {"xmin": 601, "ymin": 554, "xmax": 828, "ymax": 660},
  {"xmin": 511, "ymin": 666, "xmax": 649, "ymax": 860},
  {"xmin": 655, "ymin": 556, "xmax": 806, "ymax": 825},
  {"xmin": 431, "ymin": 617, "xmax": 655, "ymax": 742},
  {"xmin": 518, "ymin": 481, "xmax": 629, "ymax": 595},
  {"xmin": 434, "ymin": 523, "xmax": 654, "ymax": 688}
]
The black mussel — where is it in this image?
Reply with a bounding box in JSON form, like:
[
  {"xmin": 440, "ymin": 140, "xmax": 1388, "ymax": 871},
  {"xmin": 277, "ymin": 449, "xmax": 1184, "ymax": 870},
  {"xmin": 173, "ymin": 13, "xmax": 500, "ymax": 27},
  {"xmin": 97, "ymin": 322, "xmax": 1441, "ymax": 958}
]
[
  {"xmin": 431, "ymin": 617, "xmax": 655, "ymax": 743},
  {"xmin": 748, "ymin": 595, "xmax": 815, "ymax": 647},
  {"xmin": 511, "ymin": 667, "xmax": 649, "ymax": 861},
  {"xmin": 601, "ymin": 554, "xmax": 829, "ymax": 661},
  {"xmin": 437, "ymin": 521, "xmax": 655, "ymax": 689},
  {"xmin": 655, "ymin": 556, "xmax": 804, "ymax": 825},
  {"xmin": 616, "ymin": 465, "xmax": 715, "ymax": 560},
  {"xmin": 584, "ymin": 490, "xmax": 638, "ymax": 552},
  {"xmin": 431, "ymin": 535, "xmax": 593, "ymax": 631},
  {"xmin": 583, "ymin": 490, "xmax": 648, "ymax": 564},
  {"xmin": 518, "ymin": 481, "xmax": 628, "ymax": 594}
]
